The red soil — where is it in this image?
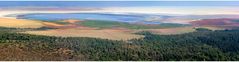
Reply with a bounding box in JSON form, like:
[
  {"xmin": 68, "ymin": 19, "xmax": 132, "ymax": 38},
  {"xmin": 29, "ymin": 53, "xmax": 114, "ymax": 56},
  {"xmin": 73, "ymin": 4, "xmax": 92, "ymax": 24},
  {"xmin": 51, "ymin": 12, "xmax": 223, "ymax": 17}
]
[{"xmin": 190, "ymin": 18, "xmax": 239, "ymax": 26}]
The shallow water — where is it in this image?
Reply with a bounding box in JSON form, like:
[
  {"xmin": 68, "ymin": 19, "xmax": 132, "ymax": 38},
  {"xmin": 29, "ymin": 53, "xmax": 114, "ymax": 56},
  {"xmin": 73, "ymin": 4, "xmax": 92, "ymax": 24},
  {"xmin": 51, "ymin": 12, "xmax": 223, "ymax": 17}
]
[{"xmin": 17, "ymin": 13, "xmax": 163, "ymax": 24}]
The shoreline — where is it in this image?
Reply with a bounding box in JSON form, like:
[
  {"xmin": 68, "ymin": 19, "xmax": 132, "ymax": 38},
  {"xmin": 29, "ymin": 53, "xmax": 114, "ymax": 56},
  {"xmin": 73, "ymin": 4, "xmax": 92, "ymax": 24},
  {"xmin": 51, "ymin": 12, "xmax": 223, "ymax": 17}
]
[{"xmin": 1, "ymin": 9, "xmax": 239, "ymax": 25}]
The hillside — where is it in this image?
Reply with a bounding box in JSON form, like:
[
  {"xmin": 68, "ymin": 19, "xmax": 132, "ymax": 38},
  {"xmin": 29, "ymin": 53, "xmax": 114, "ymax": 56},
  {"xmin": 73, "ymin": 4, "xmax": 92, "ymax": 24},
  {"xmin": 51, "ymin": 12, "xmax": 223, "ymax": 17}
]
[{"xmin": 1, "ymin": 27, "xmax": 239, "ymax": 60}]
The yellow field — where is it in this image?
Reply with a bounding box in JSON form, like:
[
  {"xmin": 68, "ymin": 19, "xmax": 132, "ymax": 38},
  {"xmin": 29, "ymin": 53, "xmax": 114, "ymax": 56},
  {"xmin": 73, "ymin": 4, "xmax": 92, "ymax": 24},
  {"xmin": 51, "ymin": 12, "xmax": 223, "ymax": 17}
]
[
  {"xmin": 23, "ymin": 28, "xmax": 144, "ymax": 41},
  {"xmin": 0, "ymin": 17, "xmax": 197, "ymax": 40},
  {"xmin": 63, "ymin": 19, "xmax": 81, "ymax": 24},
  {"xmin": 42, "ymin": 22, "xmax": 65, "ymax": 26},
  {"xmin": 20, "ymin": 19, "xmax": 144, "ymax": 41},
  {"xmin": 0, "ymin": 18, "xmax": 44, "ymax": 28}
]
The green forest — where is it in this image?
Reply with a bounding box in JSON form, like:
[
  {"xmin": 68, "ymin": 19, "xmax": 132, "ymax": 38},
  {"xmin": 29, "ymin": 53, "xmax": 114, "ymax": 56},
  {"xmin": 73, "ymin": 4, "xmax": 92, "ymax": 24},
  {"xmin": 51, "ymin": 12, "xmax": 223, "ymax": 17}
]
[{"xmin": 1, "ymin": 27, "xmax": 239, "ymax": 61}]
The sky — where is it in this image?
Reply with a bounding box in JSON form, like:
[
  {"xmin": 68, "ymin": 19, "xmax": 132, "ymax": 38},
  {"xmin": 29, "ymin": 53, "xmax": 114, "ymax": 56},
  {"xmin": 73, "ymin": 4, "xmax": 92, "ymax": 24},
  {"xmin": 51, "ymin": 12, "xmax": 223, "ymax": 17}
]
[
  {"xmin": 0, "ymin": 0, "xmax": 239, "ymax": 1},
  {"xmin": 0, "ymin": 1, "xmax": 239, "ymax": 7},
  {"xmin": 0, "ymin": 1, "xmax": 239, "ymax": 15}
]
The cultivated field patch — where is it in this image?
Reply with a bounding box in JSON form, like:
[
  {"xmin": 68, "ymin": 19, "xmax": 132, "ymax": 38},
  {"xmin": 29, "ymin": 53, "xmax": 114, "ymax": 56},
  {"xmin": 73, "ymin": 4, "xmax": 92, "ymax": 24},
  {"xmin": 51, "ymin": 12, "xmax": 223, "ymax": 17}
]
[
  {"xmin": 0, "ymin": 18, "xmax": 44, "ymax": 28},
  {"xmin": 141, "ymin": 27, "xmax": 196, "ymax": 35},
  {"xmin": 23, "ymin": 28, "xmax": 144, "ymax": 41}
]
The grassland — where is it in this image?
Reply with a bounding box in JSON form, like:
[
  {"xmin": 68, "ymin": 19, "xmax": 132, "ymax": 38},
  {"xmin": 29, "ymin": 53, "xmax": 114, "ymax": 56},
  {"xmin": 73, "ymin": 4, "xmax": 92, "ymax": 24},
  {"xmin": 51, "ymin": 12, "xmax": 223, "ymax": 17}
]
[{"xmin": 79, "ymin": 20, "xmax": 189, "ymax": 29}]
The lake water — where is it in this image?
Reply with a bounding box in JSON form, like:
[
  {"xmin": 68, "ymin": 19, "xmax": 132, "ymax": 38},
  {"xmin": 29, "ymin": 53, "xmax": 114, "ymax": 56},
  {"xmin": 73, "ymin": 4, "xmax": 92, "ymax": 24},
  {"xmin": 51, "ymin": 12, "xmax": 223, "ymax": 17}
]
[{"xmin": 16, "ymin": 13, "xmax": 163, "ymax": 24}]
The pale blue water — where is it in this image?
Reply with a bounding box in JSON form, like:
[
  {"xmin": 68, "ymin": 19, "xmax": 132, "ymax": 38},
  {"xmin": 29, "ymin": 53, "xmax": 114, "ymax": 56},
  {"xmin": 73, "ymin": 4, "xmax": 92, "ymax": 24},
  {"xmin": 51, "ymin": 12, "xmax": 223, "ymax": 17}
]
[
  {"xmin": 17, "ymin": 13, "xmax": 166, "ymax": 24},
  {"xmin": 6, "ymin": 1, "xmax": 239, "ymax": 24}
]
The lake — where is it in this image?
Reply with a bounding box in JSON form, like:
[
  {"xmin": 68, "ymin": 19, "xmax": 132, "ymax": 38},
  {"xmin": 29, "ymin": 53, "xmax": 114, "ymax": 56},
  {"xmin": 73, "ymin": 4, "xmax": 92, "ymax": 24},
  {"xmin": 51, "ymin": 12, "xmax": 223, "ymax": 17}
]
[{"xmin": 16, "ymin": 13, "xmax": 164, "ymax": 24}]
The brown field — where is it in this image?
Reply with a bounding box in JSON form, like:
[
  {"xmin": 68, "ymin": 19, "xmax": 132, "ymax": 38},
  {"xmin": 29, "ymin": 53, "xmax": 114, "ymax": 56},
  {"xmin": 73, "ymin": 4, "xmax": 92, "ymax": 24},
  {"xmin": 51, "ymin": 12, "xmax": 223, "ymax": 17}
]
[
  {"xmin": 190, "ymin": 18, "xmax": 239, "ymax": 27},
  {"xmin": 42, "ymin": 22, "xmax": 74, "ymax": 29},
  {"xmin": 196, "ymin": 26, "xmax": 226, "ymax": 30},
  {"xmin": 22, "ymin": 20, "xmax": 143, "ymax": 41},
  {"xmin": 0, "ymin": 17, "xmax": 205, "ymax": 40},
  {"xmin": 23, "ymin": 28, "xmax": 144, "ymax": 41},
  {"xmin": 140, "ymin": 27, "xmax": 196, "ymax": 35},
  {"xmin": 0, "ymin": 18, "xmax": 44, "ymax": 28}
]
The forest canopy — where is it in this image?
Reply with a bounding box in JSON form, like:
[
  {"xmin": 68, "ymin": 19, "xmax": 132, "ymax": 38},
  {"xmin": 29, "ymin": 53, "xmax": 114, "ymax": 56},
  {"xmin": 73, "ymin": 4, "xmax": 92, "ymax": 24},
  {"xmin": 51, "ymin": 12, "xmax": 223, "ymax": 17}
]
[{"xmin": 0, "ymin": 27, "xmax": 239, "ymax": 61}]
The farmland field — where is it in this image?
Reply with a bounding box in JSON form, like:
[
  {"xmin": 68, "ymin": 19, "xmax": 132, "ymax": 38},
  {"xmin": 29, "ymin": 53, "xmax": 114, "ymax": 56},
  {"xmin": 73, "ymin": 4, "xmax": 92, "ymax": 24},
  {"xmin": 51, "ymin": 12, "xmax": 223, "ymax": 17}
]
[
  {"xmin": 0, "ymin": 18, "xmax": 44, "ymax": 28},
  {"xmin": 1, "ymin": 1, "xmax": 239, "ymax": 61},
  {"xmin": 23, "ymin": 28, "xmax": 144, "ymax": 41}
]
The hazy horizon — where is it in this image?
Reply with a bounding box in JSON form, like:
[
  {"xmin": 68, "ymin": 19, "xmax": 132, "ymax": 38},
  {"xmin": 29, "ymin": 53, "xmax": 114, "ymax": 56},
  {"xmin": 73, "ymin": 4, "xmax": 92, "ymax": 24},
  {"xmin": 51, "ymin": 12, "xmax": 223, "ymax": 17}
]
[
  {"xmin": 0, "ymin": 1, "xmax": 239, "ymax": 8},
  {"xmin": 0, "ymin": 1, "xmax": 239, "ymax": 15}
]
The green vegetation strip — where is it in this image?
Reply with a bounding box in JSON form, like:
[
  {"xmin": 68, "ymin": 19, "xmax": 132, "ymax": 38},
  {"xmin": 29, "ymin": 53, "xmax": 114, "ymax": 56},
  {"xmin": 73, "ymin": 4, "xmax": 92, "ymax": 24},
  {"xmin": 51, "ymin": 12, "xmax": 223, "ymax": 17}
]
[{"xmin": 79, "ymin": 20, "xmax": 189, "ymax": 29}]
